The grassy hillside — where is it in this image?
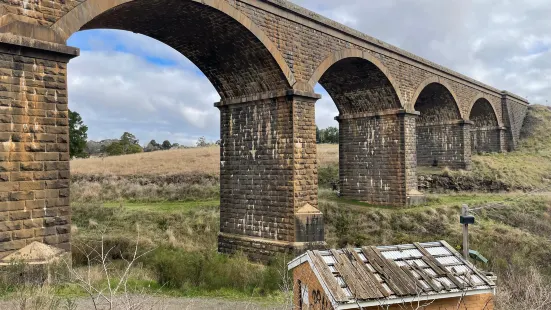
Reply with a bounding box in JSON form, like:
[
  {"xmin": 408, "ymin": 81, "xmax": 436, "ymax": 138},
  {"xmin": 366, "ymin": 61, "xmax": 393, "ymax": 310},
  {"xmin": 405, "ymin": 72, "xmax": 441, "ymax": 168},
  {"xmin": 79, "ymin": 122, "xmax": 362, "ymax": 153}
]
[{"xmin": 4, "ymin": 105, "xmax": 550, "ymax": 308}]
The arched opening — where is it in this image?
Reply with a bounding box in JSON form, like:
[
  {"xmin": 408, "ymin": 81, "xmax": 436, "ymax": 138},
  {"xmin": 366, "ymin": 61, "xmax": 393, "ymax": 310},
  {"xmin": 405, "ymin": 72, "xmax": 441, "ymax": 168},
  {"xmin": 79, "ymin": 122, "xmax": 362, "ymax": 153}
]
[
  {"xmin": 310, "ymin": 52, "xmax": 419, "ymax": 206},
  {"xmin": 32, "ymin": 0, "xmax": 300, "ymax": 262},
  {"xmin": 470, "ymin": 98, "xmax": 501, "ymax": 154},
  {"xmin": 413, "ymin": 82, "xmax": 469, "ymax": 170},
  {"xmin": 70, "ymin": 0, "xmax": 292, "ymax": 99}
]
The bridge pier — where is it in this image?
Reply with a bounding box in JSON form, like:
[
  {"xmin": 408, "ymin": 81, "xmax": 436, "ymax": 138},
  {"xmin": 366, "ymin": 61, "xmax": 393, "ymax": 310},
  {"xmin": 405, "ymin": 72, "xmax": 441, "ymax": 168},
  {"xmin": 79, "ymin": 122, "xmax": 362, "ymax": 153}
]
[
  {"xmin": 216, "ymin": 90, "xmax": 324, "ymax": 262},
  {"xmin": 337, "ymin": 109, "xmax": 424, "ymax": 207},
  {"xmin": 0, "ymin": 37, "xmax": 78, "ymax": 260},
  {"xmin": 416, "ymin": 120, "xmax": 472, "ymax": 170},
  {"xmin": 471, "ymin": 126, "xmax": 507, "ymax": 154}
]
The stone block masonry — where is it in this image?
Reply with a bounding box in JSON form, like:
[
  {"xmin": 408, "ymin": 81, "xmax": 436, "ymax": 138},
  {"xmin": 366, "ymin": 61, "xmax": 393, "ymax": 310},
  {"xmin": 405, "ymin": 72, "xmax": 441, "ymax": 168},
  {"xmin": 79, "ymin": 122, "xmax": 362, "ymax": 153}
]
[
  {"xmin": 0, "ymin": 36, "xmax": 78, "ymax": 259},
  {"xmin": 0, "ymin": 0, "xmax": 530, "ymax": 260},
  {"xmin": 217, "ymin": 92, "xmax": 323, "ymax": 261},
  {"xmin": 417, "ymin": 122, "xmax": 471, "ymax": 170},
  {"xmin": 338, "ymin": 110, "xmax": 419, "ymax": 207}
]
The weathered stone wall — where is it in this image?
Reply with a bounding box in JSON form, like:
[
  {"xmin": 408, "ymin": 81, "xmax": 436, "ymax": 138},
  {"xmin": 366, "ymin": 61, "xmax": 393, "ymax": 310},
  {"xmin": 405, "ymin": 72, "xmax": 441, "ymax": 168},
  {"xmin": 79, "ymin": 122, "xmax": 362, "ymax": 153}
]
[
  {"xmin": 219, "ymin": 96, "xmax": 295, "ymax": 244},
  {"xmin": 471, "ymin": 128, "xmax": 501, "ymax": 154},
  {"xmin": 0, "ymin": 40, "xmax": 75, "ymax": 259},
  {"xmin": 339, "ymin": 111, "xmax": 417, "ymax": 206},
  {"xmin": 417, "ymin": 123, "xmax": 471, "ymax": 169},
  {"xmin": 218, "ymin": 93, "xmax": 320, "ymax": 259},
  {"xmin": 502, "ymin": 95, "xmax": 529, "ymax": 150}
]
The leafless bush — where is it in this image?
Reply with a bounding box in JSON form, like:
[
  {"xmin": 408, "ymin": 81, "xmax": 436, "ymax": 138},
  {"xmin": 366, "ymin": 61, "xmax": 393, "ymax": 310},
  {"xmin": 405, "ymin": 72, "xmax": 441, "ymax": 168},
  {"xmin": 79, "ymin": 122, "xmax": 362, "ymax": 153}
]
[
  {"xmin": 495, "ymin": 265, "xmax": 551, "ymax": 310},
  {"xmin": 64, "ymin": 229, "xmax": 164, "ymax": 310}
]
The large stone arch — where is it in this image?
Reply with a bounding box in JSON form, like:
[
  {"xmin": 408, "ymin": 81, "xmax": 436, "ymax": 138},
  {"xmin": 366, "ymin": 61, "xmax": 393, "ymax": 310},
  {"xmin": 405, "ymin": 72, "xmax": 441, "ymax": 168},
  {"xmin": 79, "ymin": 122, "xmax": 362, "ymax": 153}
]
[
  {"xmin": 411, "ymin": 77, "xmax": 463, "ymax": 119},
  {"xmin": 307, "ymin": 49, "xmax": 419, "ymax": 206},
  {"xmin": 307, "ymin": 49, "xmax": 405, "ymax": 113},
  {"xmin": 413, "ymin": 78, "xmax": 470, "ymax": 169},
  {"xmin": 468, "ymin": 94, "xmax": 502, "ymax": 127},
  {"xmin": 51, "ymin": 0, "xmax": 296, "ymax": 99},
  {"xmin": 469, "ymin": 96, "xmax": 503, "ymax": 154}
]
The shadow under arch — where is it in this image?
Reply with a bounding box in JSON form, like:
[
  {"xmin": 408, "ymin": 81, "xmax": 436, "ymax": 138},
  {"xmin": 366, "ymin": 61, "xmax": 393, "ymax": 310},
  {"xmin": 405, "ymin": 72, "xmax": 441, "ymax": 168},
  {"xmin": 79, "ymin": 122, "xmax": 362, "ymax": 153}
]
[
  {"xmin": 307, "ymin": 49, "xmax": 405, "ymax": 113},
  {"xmin": 410, "ymin": 76, "xmax": 463, "ymax": 119},
  {"xmin": 469, "ymin": 95, "xmax": 502, "ymax": 154},
  {"xmin": 412, "ymin": 77, "xmax": 469, "ymax": 169},
  {"xmin": 468, "ymin": 94, "xmax": 502, "ymax": 127},
  {"xmin": 51, "ymin": 0, "xmax": 296, "ymax": 99}
]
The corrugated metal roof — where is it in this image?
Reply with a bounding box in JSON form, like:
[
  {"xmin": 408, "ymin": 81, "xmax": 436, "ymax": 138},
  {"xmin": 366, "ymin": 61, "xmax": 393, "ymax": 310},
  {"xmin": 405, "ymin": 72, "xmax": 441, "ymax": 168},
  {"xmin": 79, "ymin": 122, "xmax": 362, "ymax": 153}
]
[{"xmin": 290, "ymin": 240, "xmax": 495, "ymax": 307}]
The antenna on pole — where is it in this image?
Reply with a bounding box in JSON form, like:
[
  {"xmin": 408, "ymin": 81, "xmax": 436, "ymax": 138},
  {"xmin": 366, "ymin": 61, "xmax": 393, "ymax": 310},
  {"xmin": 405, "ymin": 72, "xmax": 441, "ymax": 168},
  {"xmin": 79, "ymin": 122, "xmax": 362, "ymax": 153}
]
[{"xmin": 460, "ymin": 204, "xmax": 475, "ymax": 260}]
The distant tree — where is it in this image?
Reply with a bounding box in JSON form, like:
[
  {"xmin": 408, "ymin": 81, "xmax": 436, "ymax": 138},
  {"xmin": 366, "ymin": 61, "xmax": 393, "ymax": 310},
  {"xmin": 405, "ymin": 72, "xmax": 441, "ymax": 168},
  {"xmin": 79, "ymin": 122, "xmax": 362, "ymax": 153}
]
[
  {"xmin": 162, "ymin": 140, "xmax": 172, "ymax": 150},
  {"xmin": 104, "ymin": 132, "xmax": 143, "ymax": 156},
  {"xmin": 105, "ymin": 142, "xmax": 124, "ymax": 156},
  {"xmin": 171, "ymin": 143, "xmax": 180, "ymax": 148},
  {"xmin": 316, "ymin": 126, "xmax": 320, "ymax": 143},
  {"xmin": 324, "ymin": 126, "xmax": 339, "ymax": 144},
  {"xmin": 316, "ymin": 126, "xmax": 339, "ymax": 144},
  {"xmin": 149, "ymin": 140, "xmax": 160, "ymax": 148},
  {"xmin": 69, "ymin": 109, "xmax": 89, "ymax": 158},
  {"xmin": 196, "ymin": 136, "xmax": 209, "ymax": 147}
]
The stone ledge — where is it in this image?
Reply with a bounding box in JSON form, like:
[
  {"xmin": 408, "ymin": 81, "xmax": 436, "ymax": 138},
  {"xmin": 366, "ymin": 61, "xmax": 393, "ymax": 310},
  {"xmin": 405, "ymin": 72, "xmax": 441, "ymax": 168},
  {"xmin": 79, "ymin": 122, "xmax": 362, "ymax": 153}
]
[
  {"xmin": 335, "ymin": 109, "xmax": 420, "ymax": 121},
  {"xmin": 215, "ymin": 89, "xmax": 321, "ymax": 107},
  {"xmin": 0, "ymin": 33, "xmax": 79, "ymax": 62}
]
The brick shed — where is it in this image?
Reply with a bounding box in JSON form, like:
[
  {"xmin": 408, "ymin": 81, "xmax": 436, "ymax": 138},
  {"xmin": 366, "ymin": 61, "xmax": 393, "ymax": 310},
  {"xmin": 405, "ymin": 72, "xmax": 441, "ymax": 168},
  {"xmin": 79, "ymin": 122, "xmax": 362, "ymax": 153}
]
[{"xmin": 288, "ymin": 241, "xmax": 495, "ymax": 310}]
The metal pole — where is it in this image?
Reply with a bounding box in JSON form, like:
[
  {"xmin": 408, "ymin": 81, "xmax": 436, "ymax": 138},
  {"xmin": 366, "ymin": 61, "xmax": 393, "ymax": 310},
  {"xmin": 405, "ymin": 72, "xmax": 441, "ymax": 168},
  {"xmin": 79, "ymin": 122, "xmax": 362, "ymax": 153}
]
[{"xmin": 462, "ymin": 204, "xmax": 469, "ymax": 260}]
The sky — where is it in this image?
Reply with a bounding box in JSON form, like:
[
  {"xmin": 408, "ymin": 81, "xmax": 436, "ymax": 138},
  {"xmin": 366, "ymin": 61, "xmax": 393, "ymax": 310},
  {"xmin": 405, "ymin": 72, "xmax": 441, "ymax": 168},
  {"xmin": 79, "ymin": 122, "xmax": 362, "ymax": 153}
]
[{"xmin": 66, "ymin": 0, "xmax": 550, "ymax": 146}]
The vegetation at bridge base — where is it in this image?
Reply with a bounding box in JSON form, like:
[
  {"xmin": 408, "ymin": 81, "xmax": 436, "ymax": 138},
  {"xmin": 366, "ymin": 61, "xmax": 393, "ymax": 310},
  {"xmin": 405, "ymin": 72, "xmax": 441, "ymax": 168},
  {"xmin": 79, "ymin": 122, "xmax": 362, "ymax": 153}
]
[{"xmin": 6, "ymin": 104, "xmax": 546, "ymax": 307}]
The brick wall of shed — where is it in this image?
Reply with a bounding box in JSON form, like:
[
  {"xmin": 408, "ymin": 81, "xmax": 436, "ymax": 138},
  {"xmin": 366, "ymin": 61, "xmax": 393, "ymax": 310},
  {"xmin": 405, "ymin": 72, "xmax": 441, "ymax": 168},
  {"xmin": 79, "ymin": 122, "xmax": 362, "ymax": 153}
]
[
  {"xmin": 0, "ymin": 48, "xmax": 71, "ymax": 259},
  {"xmin": 416, "ymin": 123, "xmax": 471, "ymax": 170},
  {"xmin": 293, "ymin": 262, "xmax": 335, "ymax": 310},
  {"xmin": 339, "ymin": 112, "xmax": 417, "ymax": 206},
  {"xmin": 364, "ymin": 293, "xmax": 494, "ymax": 310}
]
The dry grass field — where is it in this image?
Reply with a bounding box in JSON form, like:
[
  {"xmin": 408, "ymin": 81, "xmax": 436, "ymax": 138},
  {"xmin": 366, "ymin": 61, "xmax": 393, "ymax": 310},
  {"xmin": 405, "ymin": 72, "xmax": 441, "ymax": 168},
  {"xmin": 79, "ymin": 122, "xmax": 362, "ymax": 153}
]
[{"xmin": 71, "ymin": 144, "xmax": 339, "ymax": 176}]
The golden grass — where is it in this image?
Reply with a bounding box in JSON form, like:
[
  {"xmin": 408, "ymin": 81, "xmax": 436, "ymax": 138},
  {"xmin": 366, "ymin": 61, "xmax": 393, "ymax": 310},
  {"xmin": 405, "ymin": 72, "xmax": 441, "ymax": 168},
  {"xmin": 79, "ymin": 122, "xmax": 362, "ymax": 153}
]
[{"xmin": 71, "ymin": 144, "xmax": 340, "ymax": 176}]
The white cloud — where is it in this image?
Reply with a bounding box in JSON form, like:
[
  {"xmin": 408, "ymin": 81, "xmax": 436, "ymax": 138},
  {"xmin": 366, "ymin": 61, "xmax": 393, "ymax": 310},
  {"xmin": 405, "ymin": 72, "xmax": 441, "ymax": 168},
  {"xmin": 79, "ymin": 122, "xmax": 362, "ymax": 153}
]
[{"xmin": 68, "ymin": 47, "xmax": 219, "ymax": 146}]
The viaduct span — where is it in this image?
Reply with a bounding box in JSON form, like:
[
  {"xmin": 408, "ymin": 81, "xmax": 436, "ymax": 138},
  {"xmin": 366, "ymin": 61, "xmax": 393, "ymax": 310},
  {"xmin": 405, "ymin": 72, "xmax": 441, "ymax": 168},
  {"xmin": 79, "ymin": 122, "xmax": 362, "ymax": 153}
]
[{"xmin": 0, "ymin": 0, "xmax": 529, "ymax": 261}]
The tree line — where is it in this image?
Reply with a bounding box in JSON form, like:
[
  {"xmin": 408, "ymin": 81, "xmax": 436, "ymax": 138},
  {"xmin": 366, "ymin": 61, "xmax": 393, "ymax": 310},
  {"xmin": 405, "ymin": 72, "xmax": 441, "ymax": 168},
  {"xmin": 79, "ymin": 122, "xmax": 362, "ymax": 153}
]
[
  {"xmin": 69, "ymin": 110, "xmax": 338, "ymax": 158},
  {"xmin": 316, "ymin": 126, "xmax": 339, "ymax": 144}
]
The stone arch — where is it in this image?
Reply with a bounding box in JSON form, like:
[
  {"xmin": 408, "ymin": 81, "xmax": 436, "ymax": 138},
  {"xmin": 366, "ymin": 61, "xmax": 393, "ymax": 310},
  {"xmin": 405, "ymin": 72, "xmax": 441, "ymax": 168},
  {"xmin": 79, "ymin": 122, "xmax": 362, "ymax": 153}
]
[
  {"xmin": 413, "ymin": 78, "xmax": 469, "ymax": 169},
  {"xmin": 469, "ymin": 96, "xmax": 502, "ymax": 154},
  {"xmin": 307, "ymin": 49, "xmax": 404, "ymax": 114},
  {"xmin": 410, "ymin": 77, "xmax": 463, "ymax": 119},
  {"xmin": 468, "ymin": 94, "xmax": 501, "ymax": 127},
  {"xmin": 50, "ymin": 0, "xmax": 296, "ymax": 99}
]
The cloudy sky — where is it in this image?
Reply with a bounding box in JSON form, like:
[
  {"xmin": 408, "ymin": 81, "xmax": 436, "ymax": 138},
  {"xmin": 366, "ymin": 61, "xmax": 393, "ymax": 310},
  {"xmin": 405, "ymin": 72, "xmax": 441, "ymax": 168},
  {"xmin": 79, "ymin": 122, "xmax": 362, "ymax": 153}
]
[{"xmin": 67, "ymin": 0, "xmax": 550, "ymax": 146}]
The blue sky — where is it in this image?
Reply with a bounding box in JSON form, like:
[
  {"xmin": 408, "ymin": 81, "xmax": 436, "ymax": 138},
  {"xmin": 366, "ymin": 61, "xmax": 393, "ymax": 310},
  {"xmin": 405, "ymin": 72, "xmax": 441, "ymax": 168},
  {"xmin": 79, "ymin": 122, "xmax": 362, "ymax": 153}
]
[{"xmin": 65, "ymin": 0, "xmax": 550, "ymax": 146}]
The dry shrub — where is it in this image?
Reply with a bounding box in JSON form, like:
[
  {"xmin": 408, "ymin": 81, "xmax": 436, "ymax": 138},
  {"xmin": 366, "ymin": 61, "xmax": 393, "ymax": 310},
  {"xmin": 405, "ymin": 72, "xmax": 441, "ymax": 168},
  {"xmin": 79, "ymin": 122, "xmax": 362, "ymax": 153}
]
[
  {"xmin": 495, "ymin": 265, "xmax": 551, "ymax": 310},
  {"xmin": 70, "ymin": 176, "xmax": 219, "ymax": 203},
  {"xmin": 9, "ymin": 286, "xmax": 76, "ymax": 310}
]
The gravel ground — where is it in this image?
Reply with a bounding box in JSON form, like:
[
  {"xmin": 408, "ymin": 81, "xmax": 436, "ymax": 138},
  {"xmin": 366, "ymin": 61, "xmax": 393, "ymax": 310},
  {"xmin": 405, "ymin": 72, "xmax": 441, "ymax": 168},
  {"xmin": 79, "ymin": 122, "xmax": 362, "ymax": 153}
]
[{"xmin": 0, "ymin": 296, "xmax": 290, "ymax": 310}]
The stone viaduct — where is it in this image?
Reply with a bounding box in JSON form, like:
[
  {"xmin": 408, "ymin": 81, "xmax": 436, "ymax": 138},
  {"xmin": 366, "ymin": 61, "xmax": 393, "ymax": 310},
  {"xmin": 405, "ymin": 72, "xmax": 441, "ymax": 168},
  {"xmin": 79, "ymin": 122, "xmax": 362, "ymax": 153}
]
[{"xmin": 0, "ymin": 0, "xmax": 529, "ymax": 261}]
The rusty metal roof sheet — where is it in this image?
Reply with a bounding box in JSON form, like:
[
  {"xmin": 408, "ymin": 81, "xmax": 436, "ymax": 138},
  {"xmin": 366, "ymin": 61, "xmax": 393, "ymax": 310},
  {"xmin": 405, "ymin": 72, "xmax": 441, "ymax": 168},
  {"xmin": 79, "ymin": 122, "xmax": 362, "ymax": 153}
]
[{"xmin": 288, "ymin": 240, "xmax": 496, "ymax": 309}]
